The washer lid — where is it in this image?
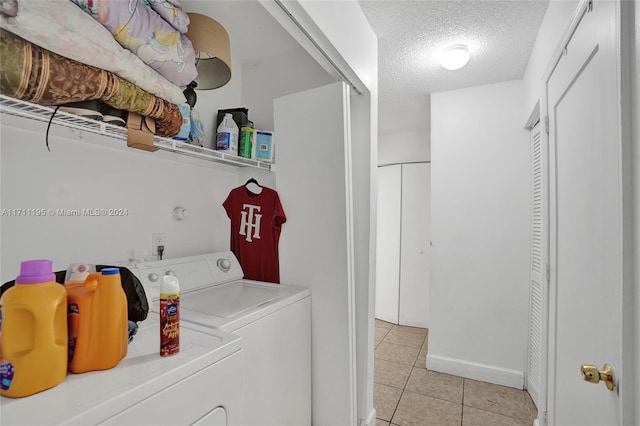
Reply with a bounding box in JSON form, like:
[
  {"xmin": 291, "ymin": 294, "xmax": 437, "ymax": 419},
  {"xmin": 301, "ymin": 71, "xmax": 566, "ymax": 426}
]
[{"xmin": 182, "ymin": 281, "xmax": 289, "ymax": 318}]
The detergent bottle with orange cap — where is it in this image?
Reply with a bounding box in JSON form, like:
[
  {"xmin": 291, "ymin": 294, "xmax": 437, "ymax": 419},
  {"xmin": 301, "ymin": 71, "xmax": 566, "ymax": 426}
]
[
  {"xmin": 65, "ymin": 267, "xmax": 128, "ymax": 373},
  {"xmin": 0, "ymin": 260, "xmax": 68, "ymax": 398}
]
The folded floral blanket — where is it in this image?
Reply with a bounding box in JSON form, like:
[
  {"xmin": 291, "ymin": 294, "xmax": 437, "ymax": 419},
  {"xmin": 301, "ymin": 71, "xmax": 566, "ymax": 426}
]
[
  {"xmin": 0, "ymin": 29, "xmax": 182, "ymax": 137},
  {"xmin": 147, "ymin": 0, "xmax": 189, "ymax": 34},
  {"xmin": 70, "ymin": 0, "xmax": 197, "ymax": 87},
  {"xmin": 0, "ymin": 0, "xmax": 186, "ymax": 106}
]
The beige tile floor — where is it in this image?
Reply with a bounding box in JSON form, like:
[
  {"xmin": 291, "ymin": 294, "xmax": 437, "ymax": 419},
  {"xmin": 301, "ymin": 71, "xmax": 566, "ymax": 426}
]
[{"xmin": 374, "ymin": 319, "xmax": 538, "ymax": 426}]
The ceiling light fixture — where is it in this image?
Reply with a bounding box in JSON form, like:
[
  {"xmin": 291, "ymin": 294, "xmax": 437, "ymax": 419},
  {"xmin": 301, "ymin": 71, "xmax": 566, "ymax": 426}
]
[{"xmin": 440, "ymin": 45, "xmax": 470, "ymax": 71}]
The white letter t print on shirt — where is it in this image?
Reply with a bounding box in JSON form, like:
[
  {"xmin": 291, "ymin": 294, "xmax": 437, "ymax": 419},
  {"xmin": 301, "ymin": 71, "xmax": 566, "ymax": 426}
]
[{"xmin": 239, "ymin": 204, "xmax": 262, "ymax": 242}]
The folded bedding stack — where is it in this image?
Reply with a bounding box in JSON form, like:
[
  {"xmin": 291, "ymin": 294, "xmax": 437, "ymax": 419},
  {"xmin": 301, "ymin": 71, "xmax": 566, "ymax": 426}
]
[
  {"xmin": 70, "ymin": 0, "xmax": 197, "ymax": 87},
  {"xmin": 0, "ymin": 29, "xmax": 182, "ymax": 137},
  {"xmin": 0, "ymin": 0, "xmax": 197, "ymax": 139}
]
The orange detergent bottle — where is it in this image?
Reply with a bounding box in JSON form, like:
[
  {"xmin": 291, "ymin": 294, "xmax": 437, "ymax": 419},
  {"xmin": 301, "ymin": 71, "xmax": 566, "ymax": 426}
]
[
  {"xmin": 65, "ymin": 268, "xmax": 128, "ymax": 373},
  {"xmin": 0, "ymin": 260, "xmax": 68, "ymax": 398}
]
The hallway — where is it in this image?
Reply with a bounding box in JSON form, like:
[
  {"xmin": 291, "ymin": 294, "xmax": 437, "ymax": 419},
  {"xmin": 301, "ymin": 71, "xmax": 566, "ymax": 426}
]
[{"xmin": 374, "ymin": 319, "xmax": 538, "ymax": 425}]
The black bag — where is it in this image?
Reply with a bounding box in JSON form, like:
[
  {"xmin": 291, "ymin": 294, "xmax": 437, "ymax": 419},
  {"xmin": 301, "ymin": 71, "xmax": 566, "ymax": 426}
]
[{"xmin": 1, "ymin": 265, "xmax": 149, "ymax": 322}]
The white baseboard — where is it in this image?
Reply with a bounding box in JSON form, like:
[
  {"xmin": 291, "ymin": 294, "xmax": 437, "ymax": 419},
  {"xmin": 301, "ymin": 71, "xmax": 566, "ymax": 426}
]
[
  {"xmin": 359, "ymin": 408, "xmax": 376, "ymax": 426},
  {"xmin": 426, "ymin": 354, "xmax": 524, "ymax": 389}
]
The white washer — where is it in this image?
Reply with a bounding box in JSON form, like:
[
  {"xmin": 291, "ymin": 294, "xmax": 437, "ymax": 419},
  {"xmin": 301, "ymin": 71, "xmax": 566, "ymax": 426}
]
[
  {"xmin": 135, "ymin": 252, "xmax": 311, "ymax": 426},
  {"xmin": 1, "ymin": 316, "xmax": 242, "ymax": 425}
]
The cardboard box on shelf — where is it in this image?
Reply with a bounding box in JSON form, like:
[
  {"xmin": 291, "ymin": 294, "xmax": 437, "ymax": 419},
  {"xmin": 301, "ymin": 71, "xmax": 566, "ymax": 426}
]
[{"xmin": 126, "ymin": 112, "xmax": 158, "ymax": 152}]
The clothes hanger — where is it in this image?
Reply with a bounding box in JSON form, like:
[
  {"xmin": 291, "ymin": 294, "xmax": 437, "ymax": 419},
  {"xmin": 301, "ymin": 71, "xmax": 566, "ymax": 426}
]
[
  {"xmin": 245, "ymin": 177, "xmax": 262, "ymax": 187},
  {"xmin": 244, "ymin": 177, "xmax": 263, "ymax": 194}
]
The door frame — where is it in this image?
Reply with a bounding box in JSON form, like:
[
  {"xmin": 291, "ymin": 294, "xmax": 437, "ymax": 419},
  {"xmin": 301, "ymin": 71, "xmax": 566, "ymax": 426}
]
[
  {"xmin": 375, "ymin": 163, "xmax": 403, "ymax": 324},
  {"xmin": 540, "ymin": 0, "xmax": 635, "ymax": 424}
]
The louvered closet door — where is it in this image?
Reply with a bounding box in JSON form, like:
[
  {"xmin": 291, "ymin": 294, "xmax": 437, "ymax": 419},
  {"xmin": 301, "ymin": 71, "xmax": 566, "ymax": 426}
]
[{"xmin": 528, "ymin": 122, "xmax": 544, "ymax": 409}]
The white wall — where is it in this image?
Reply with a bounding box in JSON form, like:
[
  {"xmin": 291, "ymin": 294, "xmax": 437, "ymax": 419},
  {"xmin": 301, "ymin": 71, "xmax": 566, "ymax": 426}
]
[
  {"xmin": 428, "ymin": 80, "xmax": 530, "ymax": 388},
  {"xmin": 241, "ymin": 48, "xmax": 335, "ymax": 132},
  {"xmin": 0, "ymin": 121, "xmax": 238, "ymax": 283},
  {"xmin": 296, "ymin": 0, "xmax": 378, "ymax": 93},
  {"xmin": 377, "ymin": 94, "xmax": 430, "ymax": 165},
  {"xmin": 379, "ymin": 92, "xmax": 431, "ymax": 136},
  {"xmin": 378, "ymin": 131, "xmax": 430, "ymax": 165}
]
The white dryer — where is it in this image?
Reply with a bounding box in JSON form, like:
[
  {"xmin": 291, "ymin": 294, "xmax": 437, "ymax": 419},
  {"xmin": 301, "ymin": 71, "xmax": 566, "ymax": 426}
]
[
  {"xmin": 1, "ymin": 316, "xmax": 242, "ymax": 425},
  {"xmin": 135, "ymin": 252, "xmax": 311, "ymax": 426}
]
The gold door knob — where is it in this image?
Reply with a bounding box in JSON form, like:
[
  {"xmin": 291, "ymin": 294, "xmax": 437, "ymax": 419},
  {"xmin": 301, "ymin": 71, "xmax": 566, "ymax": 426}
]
[{"xmin": 580, "ymin": 363, "xmax": 615, "ymax": 391}]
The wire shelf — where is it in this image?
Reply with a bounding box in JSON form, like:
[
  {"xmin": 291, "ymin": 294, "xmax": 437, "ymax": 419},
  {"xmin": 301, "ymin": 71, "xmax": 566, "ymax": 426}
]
[{"xmin": 0, "ymin": 95, "xmax": 272, "ymax": 171}]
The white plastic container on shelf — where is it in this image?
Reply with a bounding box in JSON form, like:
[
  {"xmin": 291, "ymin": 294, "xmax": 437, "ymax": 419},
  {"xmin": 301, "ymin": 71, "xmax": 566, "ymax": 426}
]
[{"xmin": 216, "ymin": 113, "xmax": 238, "ymax": 155}]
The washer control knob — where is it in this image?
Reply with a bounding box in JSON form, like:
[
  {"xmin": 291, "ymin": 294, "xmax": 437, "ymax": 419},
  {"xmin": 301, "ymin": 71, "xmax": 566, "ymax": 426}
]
[
  {"xmin": 165, "ymin": 270, "xmax": 175, "ymax": 276},
  {"xmin": 148, "ymin": 273, "xmax": 159, "ymax": 282},
  {"xmin": 217, "ymin": 258, "xmax": 231, "ymax": 272}
]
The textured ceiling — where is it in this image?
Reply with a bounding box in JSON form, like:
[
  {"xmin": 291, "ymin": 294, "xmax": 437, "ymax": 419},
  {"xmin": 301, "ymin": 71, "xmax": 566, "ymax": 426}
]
[
  {"xmin": 358, "ymin": 0, "xmax": 550, "ymax": 135},
  {"xmin": 184, "ymin": 1, "xmax": 549, "ymax": 137}
]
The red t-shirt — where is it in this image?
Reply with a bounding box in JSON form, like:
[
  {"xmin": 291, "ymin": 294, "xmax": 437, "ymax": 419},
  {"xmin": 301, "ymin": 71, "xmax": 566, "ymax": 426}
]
[{"xmin": 223, "ymin": 185, "xmax": 286, "ymax": 283}]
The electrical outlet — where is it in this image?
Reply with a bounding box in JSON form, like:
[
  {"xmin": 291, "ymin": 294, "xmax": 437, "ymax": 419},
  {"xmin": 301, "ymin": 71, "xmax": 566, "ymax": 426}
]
[{"xmin": 152, "ymin": 233, "xmax": 166, "ymax": 257}]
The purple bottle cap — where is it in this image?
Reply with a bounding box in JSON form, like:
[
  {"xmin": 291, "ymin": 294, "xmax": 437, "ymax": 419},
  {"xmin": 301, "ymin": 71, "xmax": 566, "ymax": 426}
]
[{"xmin": 15, "ymin": 260, "xmax": 56, "ymax": 284}]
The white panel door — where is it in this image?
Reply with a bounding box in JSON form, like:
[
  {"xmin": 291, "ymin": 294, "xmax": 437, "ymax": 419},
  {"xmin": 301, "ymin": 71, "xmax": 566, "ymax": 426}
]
[
  {"xmin": 274, "ymin": 82, "xmax": 356, "ymax": 426},
  {"xmin": 375, "ymin": 164, "xmax": 401, "ymax": 324},
  {"xmin": 547, "ymin": 1, "xmax": 622, "ymax": 424},
  {"xmin": 399, "ymin": 163, "xmax": 430, "ymax": 328}
]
